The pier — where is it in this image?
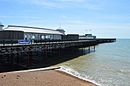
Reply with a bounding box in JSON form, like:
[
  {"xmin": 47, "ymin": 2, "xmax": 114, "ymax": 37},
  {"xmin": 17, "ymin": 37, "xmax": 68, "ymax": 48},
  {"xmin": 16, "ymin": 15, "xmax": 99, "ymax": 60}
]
[
  {"xmin": 0, "ymin": 39, "xmax": 116, "ymax": 69},
  {"xmin": 96, "ymin": 38, "xmax": 116, "ymax": 43},
  {"xmin": 0, "ymin": 24, "xmax": 116, "ymax": 71},
  {"xmin": 0, "ymin": 40, "xmax": 96, "ymax": 67}
]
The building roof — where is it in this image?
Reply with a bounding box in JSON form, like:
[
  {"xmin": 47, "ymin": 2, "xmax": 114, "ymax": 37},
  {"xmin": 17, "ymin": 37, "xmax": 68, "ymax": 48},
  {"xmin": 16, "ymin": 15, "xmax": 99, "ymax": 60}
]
[
  {"xmin": 0, "ymin": 24, "xmax": 4, "ymax": 27},
  {"xmin": 4, "ymin": 25, "xmax": 64, "ymax": 35},
  {"xmin": 0, "ymin": 22, "xmax": 4, "ymax": 27}
]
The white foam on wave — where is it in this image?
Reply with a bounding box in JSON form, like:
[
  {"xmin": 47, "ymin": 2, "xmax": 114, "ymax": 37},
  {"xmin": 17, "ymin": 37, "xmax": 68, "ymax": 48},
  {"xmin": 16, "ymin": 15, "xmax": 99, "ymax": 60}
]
[{"xmin": 57, "ymin": 66, "xmax": 101, "ymax": 86}]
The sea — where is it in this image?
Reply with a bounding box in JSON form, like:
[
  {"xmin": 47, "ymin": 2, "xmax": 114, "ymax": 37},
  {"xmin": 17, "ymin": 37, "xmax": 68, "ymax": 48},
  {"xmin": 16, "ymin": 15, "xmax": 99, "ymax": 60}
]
[
  {"xmin": 0, "ymin": 39, "xmax": 130, "ymax": 86},
  {"xmin": 56, "ymin": 39, "xmax": 130, "ymax": 86}
]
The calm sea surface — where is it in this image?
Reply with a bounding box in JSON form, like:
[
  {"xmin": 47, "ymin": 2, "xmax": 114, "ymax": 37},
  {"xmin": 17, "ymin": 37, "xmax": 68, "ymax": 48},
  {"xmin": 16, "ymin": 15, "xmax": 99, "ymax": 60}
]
[{"xmin": 56, "ymin": 39, "xmax": 130, "ymax": 86}]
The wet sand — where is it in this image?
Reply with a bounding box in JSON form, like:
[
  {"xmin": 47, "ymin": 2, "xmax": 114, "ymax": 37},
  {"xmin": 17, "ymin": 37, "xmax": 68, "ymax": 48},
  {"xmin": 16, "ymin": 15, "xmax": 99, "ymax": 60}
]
[{"xmin": 0, "ymin": 69, "xmax": 96, "ymax": 86}]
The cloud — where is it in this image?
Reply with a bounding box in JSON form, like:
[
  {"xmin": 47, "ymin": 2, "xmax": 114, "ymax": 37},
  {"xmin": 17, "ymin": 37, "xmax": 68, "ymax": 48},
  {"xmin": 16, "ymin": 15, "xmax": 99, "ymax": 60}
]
[
  {"xmin": 0, "ymin": 15, "xmax": 43, "ymax": 20},
  {"xmin": 11, "ymin": 0, "xmax": 104, "ymax": 10}
]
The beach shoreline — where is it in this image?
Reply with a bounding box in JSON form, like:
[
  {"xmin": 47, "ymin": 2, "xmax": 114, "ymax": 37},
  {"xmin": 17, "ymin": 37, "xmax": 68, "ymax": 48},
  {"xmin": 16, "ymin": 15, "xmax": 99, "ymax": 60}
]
[{"xmin": 0, "ymin": 67, "xmax": 97, "ymax": 86}]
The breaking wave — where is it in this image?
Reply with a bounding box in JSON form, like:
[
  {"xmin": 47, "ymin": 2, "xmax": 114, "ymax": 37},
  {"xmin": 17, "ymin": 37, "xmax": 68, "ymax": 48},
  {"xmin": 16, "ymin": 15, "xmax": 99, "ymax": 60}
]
[{"xmin": 57, "ymin": 66, "xmax": 101, "ymax": 86}]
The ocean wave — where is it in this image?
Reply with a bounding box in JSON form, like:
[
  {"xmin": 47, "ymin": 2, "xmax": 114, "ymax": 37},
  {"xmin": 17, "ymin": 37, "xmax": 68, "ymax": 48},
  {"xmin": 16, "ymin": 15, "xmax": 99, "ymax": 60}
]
[{"xmin": 57, "ymin": 66, "xmax": 101, "ymax": 86}]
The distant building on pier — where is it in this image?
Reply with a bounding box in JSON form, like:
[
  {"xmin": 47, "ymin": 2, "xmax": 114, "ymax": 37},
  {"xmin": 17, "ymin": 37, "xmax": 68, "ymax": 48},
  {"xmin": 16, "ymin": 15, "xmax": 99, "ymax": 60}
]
[
  {"xmin": 0, "ymin": 24, "xmax": 97, "ymax": 43},
  {"xmin": 62, "ymin": 34, "xmax": 79, "ymax": 41},
  {"xmin": 79, "ymin": 34, "xmax": 96, "ymax": 40},
  {"xmin": 0, "ymin": 22, "xmax": 4, "ymax": 31},
  {"xmin": 3, "ymin": 25, "xmax": 64, "ymax": 41}
]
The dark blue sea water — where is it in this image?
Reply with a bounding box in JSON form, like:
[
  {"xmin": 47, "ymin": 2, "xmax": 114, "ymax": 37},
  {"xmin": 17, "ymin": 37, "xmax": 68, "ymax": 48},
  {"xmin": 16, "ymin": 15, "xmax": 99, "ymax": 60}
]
[{"xmin": 57, "ymin": 39, "xmax": 130, "ymax": 86}]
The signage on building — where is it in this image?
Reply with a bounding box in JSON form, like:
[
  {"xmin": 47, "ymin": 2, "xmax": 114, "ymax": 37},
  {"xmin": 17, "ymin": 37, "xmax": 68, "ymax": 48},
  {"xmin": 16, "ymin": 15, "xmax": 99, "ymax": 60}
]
[{"xmin": 18, "ymin": 40, "xmax": 31, "ymax": 44}]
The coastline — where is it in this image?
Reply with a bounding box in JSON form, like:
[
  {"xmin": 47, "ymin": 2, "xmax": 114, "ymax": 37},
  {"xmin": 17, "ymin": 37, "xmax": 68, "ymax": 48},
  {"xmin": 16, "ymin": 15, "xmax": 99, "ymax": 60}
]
[{"xmin": 0, "ymin": 66, "xmax": 97, "ymax": 86}]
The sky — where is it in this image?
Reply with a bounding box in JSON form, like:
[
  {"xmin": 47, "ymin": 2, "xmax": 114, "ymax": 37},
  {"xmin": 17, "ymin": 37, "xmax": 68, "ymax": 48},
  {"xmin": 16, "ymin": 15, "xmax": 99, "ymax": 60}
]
[{"xmin": 0, "ymin": 0, "xmax": 130, "ymax": 38}]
